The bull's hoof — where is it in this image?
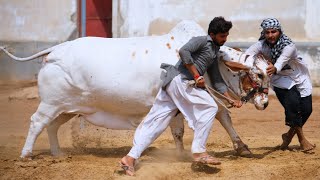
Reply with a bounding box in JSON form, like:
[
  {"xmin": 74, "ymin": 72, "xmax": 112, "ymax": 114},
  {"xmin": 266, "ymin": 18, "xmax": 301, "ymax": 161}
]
[
  {"xmin": 235, "ymin": 145, "xmax": 253, "ymax": 158},
  {"xmin": 20, "ymin": 150, "xmax": 34, "ymax": 161},
  {"xmin": 51, "ymin": 150, "xmax": 66, "ymax": 157},
  {"xmin": 20, "ymin": 154, "xmax": 33, "ymax": 161}
]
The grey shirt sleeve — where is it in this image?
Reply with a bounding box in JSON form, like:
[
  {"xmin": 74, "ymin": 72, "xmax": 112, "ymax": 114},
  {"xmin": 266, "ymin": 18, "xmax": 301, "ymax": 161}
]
[
  {"xmin": 207, "ymin": 59, "xmax": 228, "ymax": 94},
  {"xmin": 179, "ymin": 36, "xmax": 207, "ymax": 64}
]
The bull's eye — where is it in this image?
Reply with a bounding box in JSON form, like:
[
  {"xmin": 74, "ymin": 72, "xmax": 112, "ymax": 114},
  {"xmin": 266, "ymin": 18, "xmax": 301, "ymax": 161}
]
[{"xmin": 258, "ymin": 74, "xmax": 263, "ymax": 79}]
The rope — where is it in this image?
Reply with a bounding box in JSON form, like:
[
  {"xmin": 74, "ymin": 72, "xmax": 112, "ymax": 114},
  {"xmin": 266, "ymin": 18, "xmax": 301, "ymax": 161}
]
[
  {"xmin": 205, "ymin": 85, "xmax": 235, "ymax": 104},
  {"xmin": 204, "ymin": 85, "xmax": 232, "ymax": 111},
  {"xmin": 187, "ymin": 80, "xmax": 233, "ymax": 110}
]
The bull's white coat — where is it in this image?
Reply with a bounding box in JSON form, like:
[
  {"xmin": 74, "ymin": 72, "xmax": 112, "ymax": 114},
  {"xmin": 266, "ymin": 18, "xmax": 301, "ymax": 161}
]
[
  {"xmin": 1, "ymin": 21, "xmax": 268, "ymax": 158},
  {"xmin": 40, "ymin": 21, "xmax": 206, "ymax": 130}
]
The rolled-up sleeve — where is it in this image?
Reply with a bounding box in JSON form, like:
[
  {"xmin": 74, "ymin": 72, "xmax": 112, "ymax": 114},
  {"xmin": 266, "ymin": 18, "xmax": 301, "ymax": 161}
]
[
  {"xmin": 207, "ymin": 60, "xmax": 228, "ymax": 94},
  {"xmin": 179, "ymin": 36, "xmax": 207, "ymax": 64}
]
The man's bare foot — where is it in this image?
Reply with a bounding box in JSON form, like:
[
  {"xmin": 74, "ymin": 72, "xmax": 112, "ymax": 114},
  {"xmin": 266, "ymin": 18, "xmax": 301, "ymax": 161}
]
[
  {"xmin": 300, "ymin": 140, "xmax": 316, "ymax": 152},
  {"xmin": 279, "ymin": 128, "xmax": 296, "ymax": 150},
  {"xmin": 279, "ymin": 133, "xmax": 292, "ymax": 150},
  {"xmin": 295, "ymin": 126, "xmax": 316, "ymax": 152},
  {"xmin": 119, "ymin": 155, "xmax": 136, "ymax": 176}
]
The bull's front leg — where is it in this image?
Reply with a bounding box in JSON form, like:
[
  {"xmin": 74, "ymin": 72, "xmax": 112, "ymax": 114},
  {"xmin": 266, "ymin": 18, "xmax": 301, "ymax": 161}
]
[
  {"xmin": 216, "ymin": 108, "xmax": 252, "ymax": 157},
  {"xmin": 169, "ymin": 114, "xmax": 184, "ymax": 152}
]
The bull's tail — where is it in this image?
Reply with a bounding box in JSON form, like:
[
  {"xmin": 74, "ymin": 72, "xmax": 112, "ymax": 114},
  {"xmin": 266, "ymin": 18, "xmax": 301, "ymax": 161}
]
[{"xmin": 0, "ymin": 46, "xmax": 55, "ymax": 61}]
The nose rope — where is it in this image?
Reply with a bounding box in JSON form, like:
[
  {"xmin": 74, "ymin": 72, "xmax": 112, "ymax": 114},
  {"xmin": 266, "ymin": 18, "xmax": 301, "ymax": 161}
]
[
  {"xmin": 205, "ymin": 84, "xmax": 235, "ymax": 104},
  {"xmin": 239, "ymin": 72, "xmax": 261, "ymax": 103},
  {"xmin": 187, "ymin": 80, "xmax": 234, "ymax": 109}
]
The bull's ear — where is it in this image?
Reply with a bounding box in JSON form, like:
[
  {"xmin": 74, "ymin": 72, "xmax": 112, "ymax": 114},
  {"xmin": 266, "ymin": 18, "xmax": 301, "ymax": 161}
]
[{"xmin": 223, "ymin": 61, "xmax": 249, "ymax": 72}]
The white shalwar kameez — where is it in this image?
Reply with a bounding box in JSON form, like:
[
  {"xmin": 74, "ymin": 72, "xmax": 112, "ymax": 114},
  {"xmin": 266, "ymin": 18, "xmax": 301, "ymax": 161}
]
[{"xmin": 128, "ymin": 74, "xmax": 218, "ymax": 159}]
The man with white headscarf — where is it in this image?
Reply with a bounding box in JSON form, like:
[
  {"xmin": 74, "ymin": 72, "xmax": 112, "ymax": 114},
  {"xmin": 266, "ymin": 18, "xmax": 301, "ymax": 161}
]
[{"xmin": 245, "ymin": 18, "xmax": 315, "ymax": 152}]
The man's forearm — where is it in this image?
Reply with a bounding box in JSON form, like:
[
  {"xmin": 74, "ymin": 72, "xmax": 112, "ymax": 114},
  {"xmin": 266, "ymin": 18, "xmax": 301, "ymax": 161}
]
[{"xmin": 185, "ymin": 64, "xmax": 200, "ymax": 79}]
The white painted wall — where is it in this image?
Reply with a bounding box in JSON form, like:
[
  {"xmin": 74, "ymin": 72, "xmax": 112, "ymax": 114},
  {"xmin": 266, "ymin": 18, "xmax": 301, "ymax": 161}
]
[
  {"xmin": 112, "ymin": 0, "xmax": 320, "ymax": 86},
  {"xmin": 0, "ymin": 0, "xmax": 77, "ymax": 83},
  {"xmin": 305, "ymin": 0, "xmax": 320, "ymax": 39},
  {"xmin": 0, "ymin": 0, "xmax": 77, "ymax": 42},
  {"xmin": 1, "ymin": 0, "xmax": 320, "ymax": 85},
  {"xmin": 113, "ymin": 0, "xmax": 320, "ymax": 42}
]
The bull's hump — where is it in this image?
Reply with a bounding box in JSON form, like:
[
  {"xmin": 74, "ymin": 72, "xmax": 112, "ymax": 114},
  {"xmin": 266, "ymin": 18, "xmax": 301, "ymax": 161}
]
[
  {"xmin": 120, "ymin": 34, "xmax": 180, "ymax": 63},
  {"xmin": 219, "ymin": 46, "xmax": 243, "ymax": 63}
]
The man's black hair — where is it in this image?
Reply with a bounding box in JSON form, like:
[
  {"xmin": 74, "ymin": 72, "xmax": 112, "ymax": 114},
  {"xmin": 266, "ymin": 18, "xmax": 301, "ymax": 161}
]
[{"xmin": 208, "ymin": 16, "xmax": 232, "ymax": 35}]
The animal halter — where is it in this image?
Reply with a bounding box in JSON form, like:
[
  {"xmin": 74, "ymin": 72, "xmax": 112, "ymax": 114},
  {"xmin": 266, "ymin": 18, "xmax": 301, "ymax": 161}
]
[{"xmin": 240, "ymin": 72, "xmax": 264, "ymax": 103}]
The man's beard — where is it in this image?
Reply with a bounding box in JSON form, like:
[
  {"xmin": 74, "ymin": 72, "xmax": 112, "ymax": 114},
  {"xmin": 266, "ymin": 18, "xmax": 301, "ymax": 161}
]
[
  {"xmin": 265, "ymin": 39, "xmax": 276, "ymax": 47},
  {"xmin": 213, "ymin": 41, "xmax": 223, "ymax": 46}
]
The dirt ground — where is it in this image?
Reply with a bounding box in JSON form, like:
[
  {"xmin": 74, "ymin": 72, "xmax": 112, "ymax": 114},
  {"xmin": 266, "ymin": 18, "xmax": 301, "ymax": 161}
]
[{"xmin": 0, "ymin": 82, "xmax": 319, "ymax": 180}]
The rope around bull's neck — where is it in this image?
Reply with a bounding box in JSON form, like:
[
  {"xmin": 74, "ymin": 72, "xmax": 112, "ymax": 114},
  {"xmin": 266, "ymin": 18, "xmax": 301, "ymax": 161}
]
[
  {"xmin": 188, "ymin": 80, "xmax": 235, "ymax": 109},
  {"xmin": 204, "ymin": 85, "xmax": 235, "ymax": 104}
]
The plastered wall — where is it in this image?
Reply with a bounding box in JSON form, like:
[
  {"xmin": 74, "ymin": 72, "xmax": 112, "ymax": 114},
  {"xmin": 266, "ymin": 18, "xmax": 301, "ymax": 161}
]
[
  {"xmin": 113, "ymin": 0, "xmax": 320, "ymax": 42},
  {"xmin": 1, "ymin": 0, "xmax": 319, "ymax": 86},
  {"xmin": 113, "ymin": 0, "xmax": 320, "ymax": 85},
  {"xmin": 0, "ymin": 0, "xmax": 77, "ymax": 42}
]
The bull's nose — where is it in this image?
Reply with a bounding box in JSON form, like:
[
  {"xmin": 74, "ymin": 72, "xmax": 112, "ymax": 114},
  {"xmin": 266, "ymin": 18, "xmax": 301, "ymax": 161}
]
[{"xmin": 264, "ymin": 101, "xmax": 269, "ymax": 109}]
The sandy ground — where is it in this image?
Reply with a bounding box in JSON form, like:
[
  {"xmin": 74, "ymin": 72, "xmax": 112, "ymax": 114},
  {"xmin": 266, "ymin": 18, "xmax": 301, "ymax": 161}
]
[{"xmin": 0, "ymin": 82, "xmax": 319, "ymax": 180}]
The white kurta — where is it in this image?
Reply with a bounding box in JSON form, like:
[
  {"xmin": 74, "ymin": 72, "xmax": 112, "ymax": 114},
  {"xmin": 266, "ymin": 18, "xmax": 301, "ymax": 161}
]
[{"xmin": 245, "ymin": 41, "xmax": 312, "ymax": 97}]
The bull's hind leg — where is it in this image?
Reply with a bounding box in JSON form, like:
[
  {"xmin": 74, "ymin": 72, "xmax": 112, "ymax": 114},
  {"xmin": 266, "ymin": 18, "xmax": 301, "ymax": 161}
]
[
  {"xmin": 21, "ymin": 102, "xmax": 62, "ymax": 159},
  {"xmin": 216, "ymin": 109, "xmax": 252, "ymax": 157},
  {"xmin": 47, "ymin": 114, "xmax": 75, "ymax": 156},
  {"xmin": 169, "ymin": 113, "xmax": 184, "ymax": 152}
]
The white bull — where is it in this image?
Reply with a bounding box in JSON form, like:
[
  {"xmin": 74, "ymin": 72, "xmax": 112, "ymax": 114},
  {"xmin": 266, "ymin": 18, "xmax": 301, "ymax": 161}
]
[{"xmin": 0, "ymin": 21, "xmax": 269, "ymax": 159}]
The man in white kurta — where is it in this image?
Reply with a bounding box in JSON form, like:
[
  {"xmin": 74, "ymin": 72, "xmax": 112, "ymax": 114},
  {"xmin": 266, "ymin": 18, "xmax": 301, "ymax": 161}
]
[{"xmin": 245, "ymin": 18, "xmax": 314, "ymax": 152}]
